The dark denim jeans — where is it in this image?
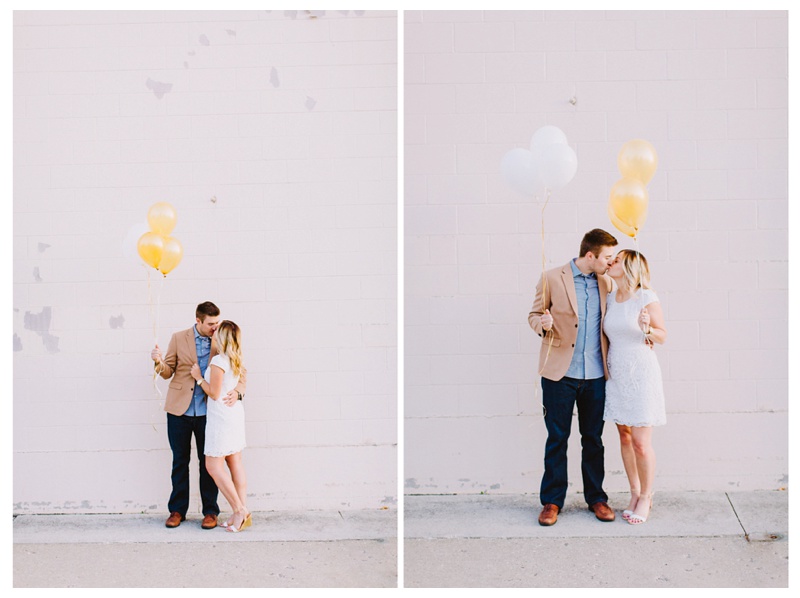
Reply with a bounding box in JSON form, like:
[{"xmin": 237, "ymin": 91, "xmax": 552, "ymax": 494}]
[
  {"xmin": 166, "ymin": 413, "xmax": 219, "ymax": 516},
  {"xmin": 540, "ymin": 376, "xmax": 608, "ymax": 509}
]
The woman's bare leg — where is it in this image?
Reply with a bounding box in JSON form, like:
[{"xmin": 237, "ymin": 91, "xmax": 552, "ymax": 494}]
[
  {"xmin": 205, "ymin": 455, "xmax": 246, "ymax": 527},
  {"xmin": 225, "ymin": 452, "xmax": 248, "ymax": 518},
  {"xmin": 630, "ymin": 426, "xmax": 655, "ymax": 521},
  {"xmin": 616, "ymin": 424, "xmax": 640, "ymax": 513}
]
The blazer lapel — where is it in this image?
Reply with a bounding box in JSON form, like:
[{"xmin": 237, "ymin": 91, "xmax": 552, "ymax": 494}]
[
  {"xmin": 562, "ymin": 262, "xmax": 578, "ymax": 315},
  {"xmin": 186, "ymin": 327, "xmax": 198, "ymax": 363}
]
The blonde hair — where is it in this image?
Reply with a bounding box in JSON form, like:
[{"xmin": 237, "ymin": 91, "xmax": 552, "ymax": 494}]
[
  {"xmin": 617, "ymin": 249, "xmax": 651, "ymax": 292},
  {"xmin": 216, "ymin": 320, "xmax": 243, "ymax": 378}
]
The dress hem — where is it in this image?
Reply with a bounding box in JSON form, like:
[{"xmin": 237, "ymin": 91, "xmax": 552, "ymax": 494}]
[
  {"xmin": 603, "ymin": 417, "xmax": 666, "ymax": 428},
  {"xmin": 204, "ymin": 446, "xmax": 246, "ymax": 458}
]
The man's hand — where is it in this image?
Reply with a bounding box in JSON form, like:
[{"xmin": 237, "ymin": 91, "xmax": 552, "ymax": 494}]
[
  {"xmin": 151, "ymin": 344, "xmax": 163, "ymax": 365},
  {"xmin": 541, "ymin": 309, "xmax": 553, "ymax": 332},
  {"xmin": 222, "ymin": 390, "xmax": 238, "ymax": 407}
]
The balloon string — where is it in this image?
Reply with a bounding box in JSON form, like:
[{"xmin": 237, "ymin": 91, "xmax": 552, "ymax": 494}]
[
  {"xmin": 633, "ymin": 234, "xmax": 647, "ymax": 343},
  {"xmin": 155, "ymin": 273, "xmax": 164, "ymax": 343},
  {"xmin": 538, "ymin": 187, "xmax": 554, "ymax": 378},
  {"xmin": 146, "ymin": 266, "xmax": 157, "ymax": 348},
  {"xmin": 147, "ymin": 268, "xmax": 164, "ymax": 426},
  {"xmin": 535, "ymin": 188, "xmax": 555, "ymax": 420}
]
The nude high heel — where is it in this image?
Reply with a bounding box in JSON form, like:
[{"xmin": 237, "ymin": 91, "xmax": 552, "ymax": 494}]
[{"xmin": 226, "ymin": 512, "xmax": 252, "ymax": 533}]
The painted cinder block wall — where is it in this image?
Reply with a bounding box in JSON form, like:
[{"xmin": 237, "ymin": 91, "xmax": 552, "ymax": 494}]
[
  {"xmin": 404, "ymin": 10, "xmax": 787, "ymax": 495},
  {"xmin": 13, "ymin": 10, "xmax": 397, "ymax": 513}
]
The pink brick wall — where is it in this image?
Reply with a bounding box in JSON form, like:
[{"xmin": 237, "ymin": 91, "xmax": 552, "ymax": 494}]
[
  {"xmin": 404, "ymin": 10, "xmax": 787, "ymax": 494},
  {"xmin": 13, "ymin": 10, "xmax": 397, "ymax": 513}
]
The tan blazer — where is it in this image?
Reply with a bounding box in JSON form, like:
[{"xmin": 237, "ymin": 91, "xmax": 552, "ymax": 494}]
[
  {"xmin": 156, "ymin": 326, "xmax": 247, "ymax": 416},
  {"xmin": 528, "ymin": 261, "xmax": 613, "ymax": 382}
]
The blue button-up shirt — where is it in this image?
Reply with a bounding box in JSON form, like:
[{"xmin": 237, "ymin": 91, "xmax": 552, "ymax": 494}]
[
  {"xmin": 184, "ymin": 325, "xmax": 211, "ymax": 416},
  {"xmin": 565, "ymin": 259, "xmax": 604, "ymax": 380}
]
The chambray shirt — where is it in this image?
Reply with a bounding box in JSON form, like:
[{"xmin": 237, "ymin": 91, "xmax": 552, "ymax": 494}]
[
  {"xmin": 564, "ymin": 259, "xmax": 604, "ymax": 380},
  {"xmin": 184, "ymin": 325, "xmax": 211, "ymax": 417}
]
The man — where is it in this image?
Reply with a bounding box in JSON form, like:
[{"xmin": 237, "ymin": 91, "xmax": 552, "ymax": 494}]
[
  {"xmin": 528, "ymin": 229, "xmax": 618, "ymax": 526},
  {"xmin": 151, "ymin": 301, "xmax": 246, "ymax": 529}
]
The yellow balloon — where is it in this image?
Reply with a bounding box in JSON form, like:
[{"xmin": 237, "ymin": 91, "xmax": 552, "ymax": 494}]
[
  {"xmin": 157, "ymin": 237, "xmax": 183, "ymax": 276},
  {"xmin": 609, "ymin": 178, "xmax": 648, "ymax": 233},
  {"xmin": 137, "ymin": 232, "xmax": 164, "ymax": 269},
  {"xmin": 147, "ymin": 202, "xmax": 177, "ymax": 236},
  {"xmin": 618, "ymin": 139, "xmax": 658, "ymax": 185},
  {"xmin": 608, "ymin": 202, "xmax": 637, "ymax": 238}
]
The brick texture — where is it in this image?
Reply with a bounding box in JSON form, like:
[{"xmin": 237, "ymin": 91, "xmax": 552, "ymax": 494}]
[
  {"xmin": 405, "ymin": 10, "xmax": 787, "ymax": 495},
  {"xmin": 13, "ymin": 9, "xmax": 397, "ymax": 514}
]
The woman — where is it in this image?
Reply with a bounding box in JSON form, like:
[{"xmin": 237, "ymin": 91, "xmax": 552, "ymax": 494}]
[
  {"xmin": 191, "ymin": 320, "xmax": 251, "ymax": 533},
  {"xmin": 603, "ymin": 250, "xmax": 667, "ymax": 525}
]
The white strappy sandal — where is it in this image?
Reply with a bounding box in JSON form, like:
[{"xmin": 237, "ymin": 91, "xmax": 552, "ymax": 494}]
[{"xmin": 627, "ymin": 495, "xmax": 653, "ymax": 525}]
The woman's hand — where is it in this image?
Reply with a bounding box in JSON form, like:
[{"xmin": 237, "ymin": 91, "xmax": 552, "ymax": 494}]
[
  {"xmin": 639, "ymin": 308, "xmax": 651, "ymax": 333},
  {"xmin": 190, "ymin": 363, "xmax": 201, "ymax": 382}
]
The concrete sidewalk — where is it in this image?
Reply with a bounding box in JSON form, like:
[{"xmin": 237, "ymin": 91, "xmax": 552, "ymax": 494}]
[
  {"xmin": 13, "ymin": 491, "xmax": 789, "ymax": 588},
  {"xmin": 404, "ymin": 491, "xmax": 788, "ymax": 588},
  {"xmin": 14, "ymin": 508, "xmax": 397, "ymax": 588}
]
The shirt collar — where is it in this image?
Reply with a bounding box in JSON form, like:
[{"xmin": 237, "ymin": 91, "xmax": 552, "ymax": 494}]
[
  {"xmin": 571, "ymin": 258, "xmax": 596, "ymax": 279},
  {"xmin": 194, "ymin": 325, "xmax": 210, "ymax": 343}
]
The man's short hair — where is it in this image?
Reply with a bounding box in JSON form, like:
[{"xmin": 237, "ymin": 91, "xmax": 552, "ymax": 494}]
[
  {"xmin": 579, "ymin": 229, "xmax": 618, "ymax": 258},
  {"xmin": 196, "ymin": 301, "xmax": 220, "ymax": 322}
]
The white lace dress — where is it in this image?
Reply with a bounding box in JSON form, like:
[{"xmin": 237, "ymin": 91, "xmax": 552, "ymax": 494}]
[
  {"xmin": 203, "ymin": 354, "xmax": 245, "ymax": 457},
  {"xmin": 603, "ymin": 288, "xmax": 666, "ymax": 427}
]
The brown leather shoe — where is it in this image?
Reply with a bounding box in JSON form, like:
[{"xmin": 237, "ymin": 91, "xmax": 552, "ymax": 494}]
[
  {"xmin": 201, "ymin": 514, "xmax": 218, "ymax": 529},
  {"xmin": 589, "ymin": 501, "xmax": 615, "ymax": 522},
  {"xmin": 538, "ymin": 503, "xmax": 560, "ymax": 526},
  {"xmin": 165, "ymin": 512, "xmax": 184, "ymax": 528}
]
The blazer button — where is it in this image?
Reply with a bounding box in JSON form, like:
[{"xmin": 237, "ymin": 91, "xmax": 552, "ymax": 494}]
[
  {"xmin": 574, "ymin": 324, "xmax": 578, "ymax": 327},
  {"xmin": 572, "ymin": 343, "xmax": 575, "ymax": 347}
]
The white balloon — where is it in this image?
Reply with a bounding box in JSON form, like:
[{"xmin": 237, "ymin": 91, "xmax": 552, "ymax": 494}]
[
  {"xmin": 501, "ymin": 148, "xmax": 542, "ymax": 196},
  {"xmin": 530, "ymin": 125, "xmax": 569, "ymax": 157},
  {"xmin": 122, "ymin": 221, "xmax": 150, "ymax": 262},
  {"xmin": 540, "ymin": 143, "xmax": 578, "ymax": 189}
]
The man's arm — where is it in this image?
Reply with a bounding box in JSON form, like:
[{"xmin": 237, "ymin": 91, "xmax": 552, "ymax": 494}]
[
  {"xmin": 528, "ymin": 273, "xmax": 552, "ymax": 337},
  {"xmin": 222, "ymin": 365, "xmax": 247, "ymax": 406},
  {"xmin": 154, "ymin": 334, "xmax": 178, "ymax": 380}
]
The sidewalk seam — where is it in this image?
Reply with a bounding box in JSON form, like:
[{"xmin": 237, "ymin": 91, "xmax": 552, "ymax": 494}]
[{"xmin": 724, "ymin": 492, "xmax": 749, "ymax": 541}]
